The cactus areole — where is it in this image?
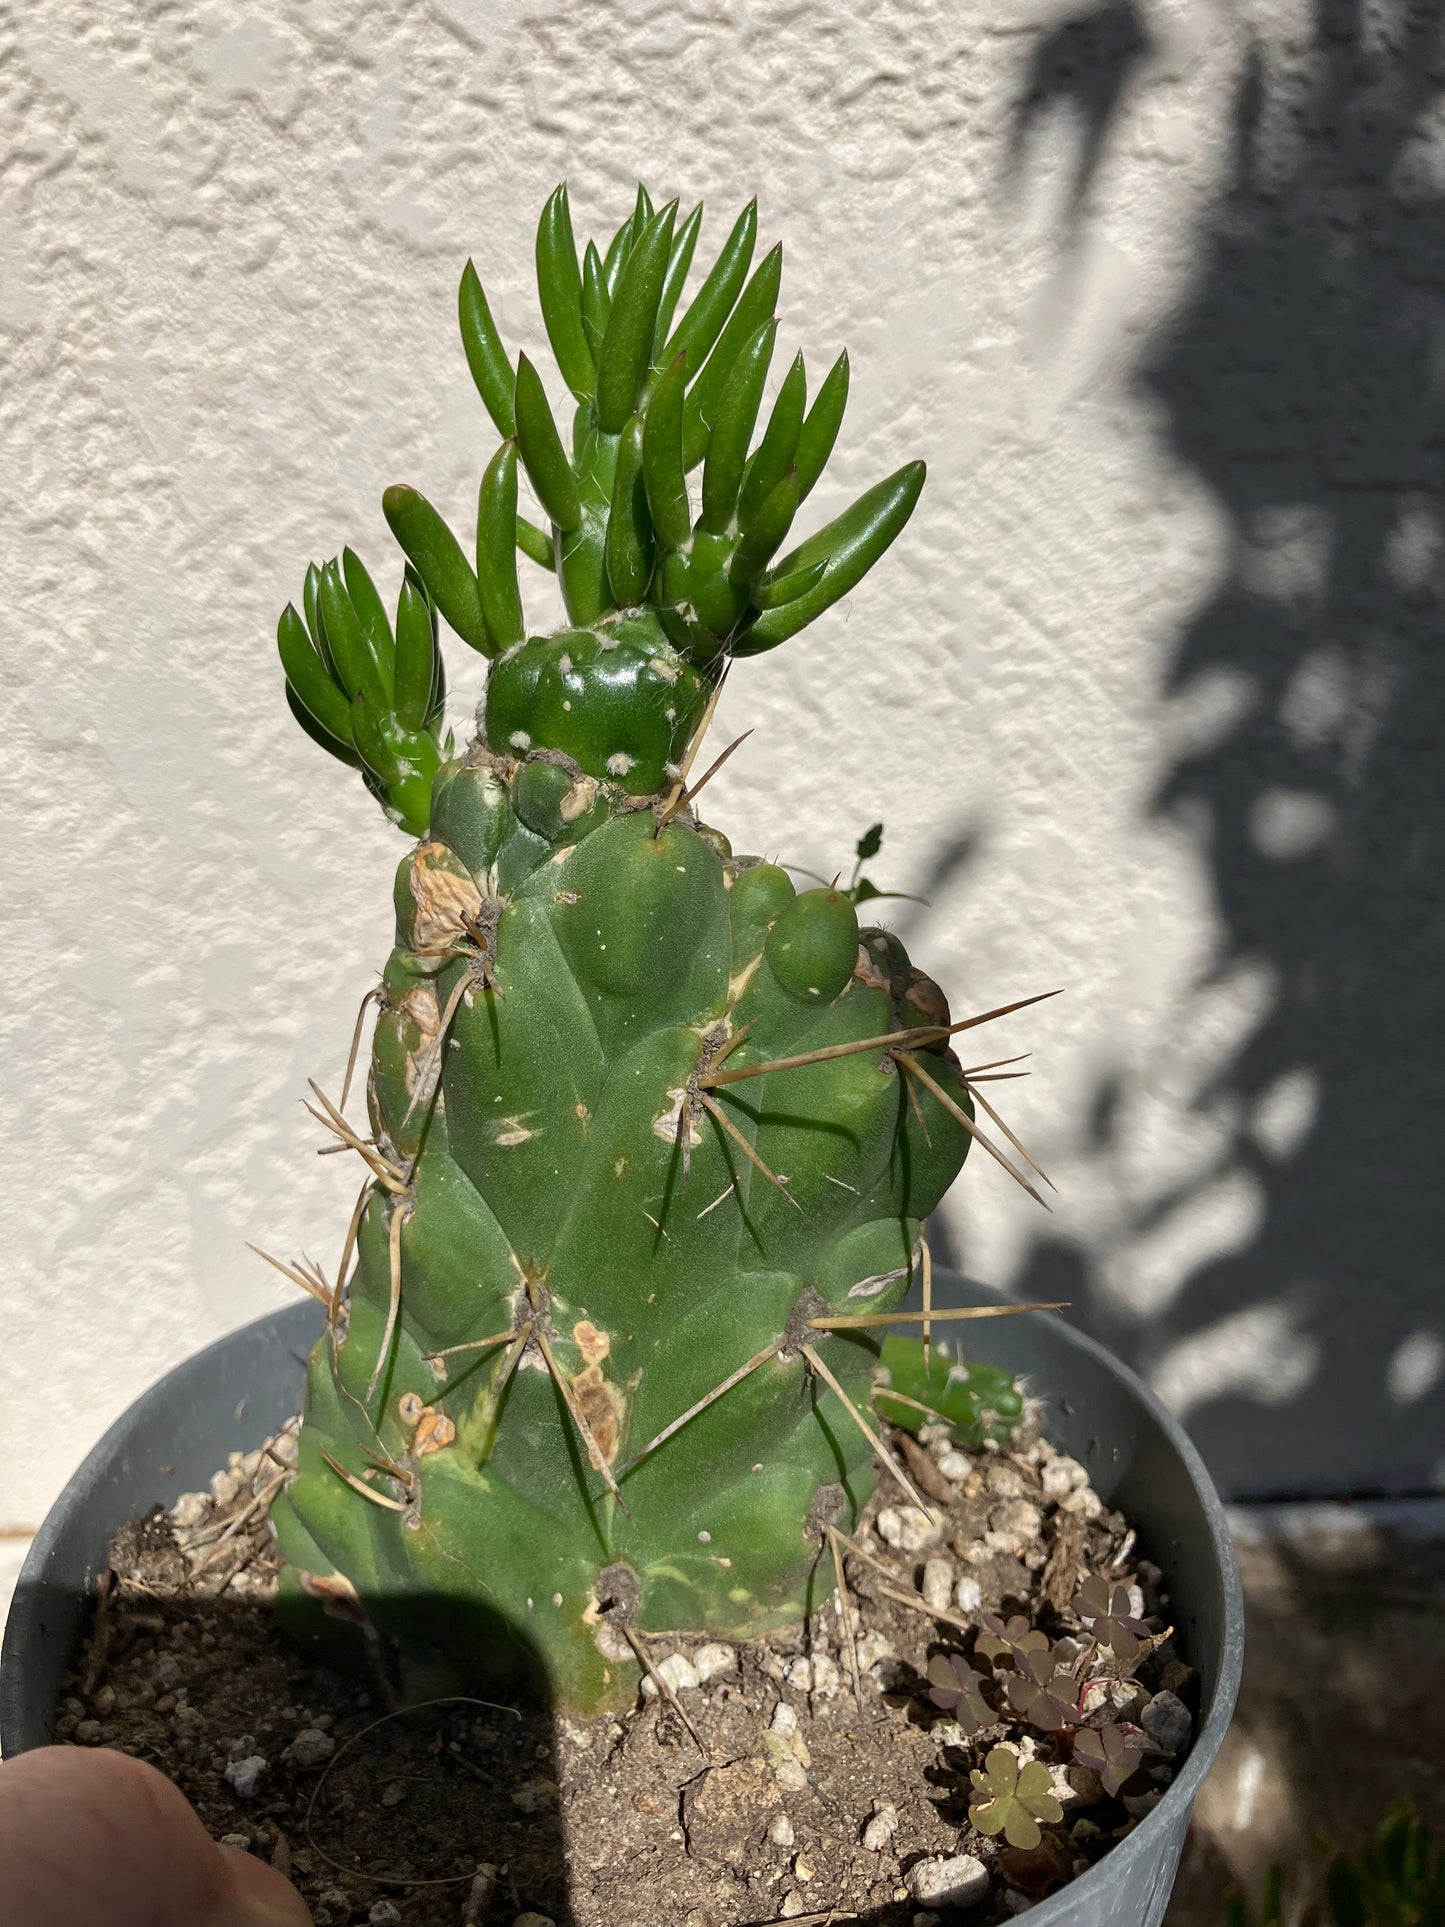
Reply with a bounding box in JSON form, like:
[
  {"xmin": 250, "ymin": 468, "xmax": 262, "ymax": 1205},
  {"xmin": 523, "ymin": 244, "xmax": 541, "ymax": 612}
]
[{"xmin": 271, "ymin": 184, "xmax": 992, "ymax": 1714}]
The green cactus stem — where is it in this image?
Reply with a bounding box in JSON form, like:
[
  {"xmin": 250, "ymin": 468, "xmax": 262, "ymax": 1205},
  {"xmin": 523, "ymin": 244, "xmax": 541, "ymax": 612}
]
[{"xmin": 268, "ymin": 184, "xmax": 1042, "ymax": 1714}]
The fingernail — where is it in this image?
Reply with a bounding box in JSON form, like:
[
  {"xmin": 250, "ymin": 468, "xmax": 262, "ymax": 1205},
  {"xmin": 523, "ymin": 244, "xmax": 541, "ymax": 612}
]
[{"xmin": 216, "ymin": 1842, "xmax": 314, "ymax": 1924}]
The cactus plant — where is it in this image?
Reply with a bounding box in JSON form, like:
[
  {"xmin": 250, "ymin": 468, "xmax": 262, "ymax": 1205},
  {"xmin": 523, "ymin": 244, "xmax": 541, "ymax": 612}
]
[{"xmin": 265, "ymin": 183, "xmax": 1046, "ymax": 1714}]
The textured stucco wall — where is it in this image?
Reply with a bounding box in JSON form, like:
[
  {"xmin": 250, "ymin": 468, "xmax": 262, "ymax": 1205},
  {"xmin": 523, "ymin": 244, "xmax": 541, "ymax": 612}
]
[{"xmin": 4, "ymin": 0, "xmax": 1443, "ymax": 1559}]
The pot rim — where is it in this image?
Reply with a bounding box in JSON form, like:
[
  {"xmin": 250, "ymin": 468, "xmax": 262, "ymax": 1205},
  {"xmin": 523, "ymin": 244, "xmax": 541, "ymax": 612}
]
[{"xmin": 2, "ymin": 1292, "xmax": 1244, "ymax": 1920}]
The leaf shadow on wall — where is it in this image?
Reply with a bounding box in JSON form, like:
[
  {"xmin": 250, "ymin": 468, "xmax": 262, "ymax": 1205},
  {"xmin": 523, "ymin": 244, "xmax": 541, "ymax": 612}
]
[{"xmin": 997, "ymin": 0, "xmax": 1445, "ymax": 1500}]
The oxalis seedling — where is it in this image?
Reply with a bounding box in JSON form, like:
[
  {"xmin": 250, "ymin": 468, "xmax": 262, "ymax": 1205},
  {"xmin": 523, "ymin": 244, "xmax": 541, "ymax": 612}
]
[
  {"xmin": 969, "ymin": 1745, "xmax": 1066, "ymax": 1852},
  {"xmin": 263, "ymin": 180, "xmax": 1062, "ymax": 1717}
]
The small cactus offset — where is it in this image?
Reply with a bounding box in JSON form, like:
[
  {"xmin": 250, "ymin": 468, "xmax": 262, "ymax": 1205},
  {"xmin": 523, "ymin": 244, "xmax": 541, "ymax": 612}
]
[{"xmin": 268, "ymin": 184, "xmax": 1042, "ymax": 1713}]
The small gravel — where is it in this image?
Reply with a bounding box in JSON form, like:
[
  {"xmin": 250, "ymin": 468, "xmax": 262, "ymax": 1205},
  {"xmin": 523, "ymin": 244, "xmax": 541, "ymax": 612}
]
[
  {"xmin": 875, "ymin": 1505, "xmax": 941, "ymax": 1552},
  {"xmin": 1141, "ymin": 1689, "xmax": 1193, "ymax": 1755},
  {"xmin": 907, "ymin": 1852, "xmax": 989, "ymax": 1908},
  {"xmin": 921, "ymin": 1556, "xmax": 955, "ymax": 1611},
  {"xmin": 861, "ymin": 1801, "xmax": 899, "ymax": 1851},
  {"xmin": 282, "ymin": 1726, "xmax": 335, "ymax": 1768},
  {"xmin": 223, "ymin": 1755, "xmax": 267, "ymax": 1799}
]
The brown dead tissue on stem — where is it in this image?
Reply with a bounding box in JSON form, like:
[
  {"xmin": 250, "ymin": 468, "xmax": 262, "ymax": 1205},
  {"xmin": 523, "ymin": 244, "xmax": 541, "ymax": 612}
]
[
  {"xmin": 406, "ymin": 842, "xmax": 485, "ymax": 956},
  {"xmin": 568, "ymin": 1319, "xmax": 625, "ymax": 1468}
]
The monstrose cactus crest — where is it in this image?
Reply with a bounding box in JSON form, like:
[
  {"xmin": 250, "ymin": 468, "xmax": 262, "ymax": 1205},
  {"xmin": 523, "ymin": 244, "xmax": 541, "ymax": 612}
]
[{"xmin": 269, "ymin": 182, "xmax": 1032, "ymax": 1713}]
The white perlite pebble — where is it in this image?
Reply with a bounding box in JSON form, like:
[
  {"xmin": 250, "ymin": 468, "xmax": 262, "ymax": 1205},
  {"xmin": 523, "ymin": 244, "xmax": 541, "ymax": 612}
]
[
  {"xmin": 876, "ymin": 1505, "xmax": 940, "ymax": 1552},
  {"xmin": 907, "ymin": 1853, "xmax": 989, "ymax": 1909},
  {"xmin": 985, "ymin": 1461, "xmax": 1028, "ymax": 1499},
  {"xmin": 1058, "ymin": 1485, "xmax": 1104, "ymax": 1520},
  {"xmin": 284, "ymin": 1726, "xmax": 336, "ymax": 1768},
  {"xmin": 770, "ymin": 1701, "xmax": 799, "ymax": 1737},
  {"xmin": 861, "ymin": 1801, "xmax": 899, "ymax": 1851},
  {"xmin": 367, "ymin": 1905, "xmax": 403, "ymax": 1926},
  {"xmin": 785, "ymin": 1654, "xmax": 841, "ymax": 1698},
  {"xmin": 512, "ymin": 1916, "xmax": 556, "ymax": 1927},
  {"xmin": 1141, "ymin": 1690, "xmax": 1193, "ymax": 1755},
  {"xmin": 956, "ymin": 1575, "xmax": 983, "ymax": 1613},
  {"xmin": 921, "ymin": 1556, "xmax": 955, "ymax": 1611},
  {"xmin": 778, "ymin": 1896, "xmax": 808, "ymax": 1920},
  {"xmin": 768, "ymin": 1813, "xmax": 795, "ymax": 1847},
  {"xmin": 991, "ymin": 1499, "xmax": 1044, "ymax": 1541},
  {"xmin": 640, "ymin": 1652, "xmax": 700, "ymax": 1697},
  {"xmin": 854, "ymin": 1632, "xmax": 895, "ymax": 1672},
  {"xmin": 1041, "ymin": 1455, "xmax": 1090, "ymax": 1496},
  {"xmin": 693, "ymin": 1643, "xmax": 737, "ymax": 1684},
  {"xmin": 223, "ymin": 1756, "xmax": 267, "ymax": 1799},
  {"xmin": 220, "ymin": 1833, "xmax": 251, "ymax": 1850},
  {"xmin": 937, "ymin": 1451, "xmax": 972, "ymax": 1482}
]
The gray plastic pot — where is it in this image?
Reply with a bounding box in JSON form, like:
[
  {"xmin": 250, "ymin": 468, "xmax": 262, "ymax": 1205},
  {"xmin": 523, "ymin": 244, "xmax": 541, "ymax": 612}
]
[{"xmin": 1, "ymin": 1285, "xmax": 1242, "ymax": 1926}]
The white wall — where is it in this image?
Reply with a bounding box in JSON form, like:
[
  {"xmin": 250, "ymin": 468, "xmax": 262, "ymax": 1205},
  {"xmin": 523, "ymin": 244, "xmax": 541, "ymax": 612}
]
[{"xmin": 4, "ymin": 0, "xmax": 1443, "ymax": 1562}]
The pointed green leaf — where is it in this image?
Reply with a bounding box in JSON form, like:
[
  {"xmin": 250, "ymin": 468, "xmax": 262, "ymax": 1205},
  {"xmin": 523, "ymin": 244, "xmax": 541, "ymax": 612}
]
[
  {"xmin": 341, "ymin": 546, "xmax": 394, "ymax": 667},
  {"xmin": 753, "ymin": 558, "xmax": 825, "ymax": 609},
  {"xmin": 427, "ymin": 642, "xmax": 446, "ymax": 729},
  {"xmin": 699, "ymin": 319, "xmax": 776, "ymax": 534},
  {"xmin": 660, "ymin": 199, "xmax": 757, "ymax": 381},
  {"xmin": 302, "ymin": 560, "xmax": 325, "ymax": 649},
  {"xmin": 652, "ymin": 201, "xmax": 702, "ymax": 357},
  {"xmin": 580, "ymin": 240, "xmax": 610, "ymax": 360},
  {"xmin": 734, "ymin": 460, "xmax": 925, "ymax": 654},
  {"xmin": 605, "ymin": 413, "xmax": 652, "ymax": 609},
  {"xmin": 739, "ymin": 351, "xmax": 806, "ymax": 524},
  {"xmin": 382, "ymin": 484, "xmax": 494, "ymax": 656},
  {"xmin": 516, "ymin": 515, "xmax": 557, "ymax": 570},
  {"xmin": 476, "ymin": 441, "xmax": 526, "ymax": 650},
  {"xmin": 287, "ymin": 684, "xmax": 361, "ymax": 769},
  {"xmin": 682, "ymin": 243, "xmax": 783, "ymax": 469},
  {"xmin": 795, "ymin": 349, "xmax": 849, "ymax": 501},
  {"xmin": 641, "ymin": 352, "xmax": 691, "ymax": 550},
  {"xmin": 601, "ymin": 197, "xmax": 640, "ymax": 297},
  {"xmin": 319, "ymin": 559, "xmax": 389, "ymax": 709},
  {"xmin": 458, "ymin": 260, "xmax": 516, "ymax": 437},
  {"xmin": 350, "ymin": 691, "xmax": 402, "ymax": 785},
  {"xmin": 730, "ymin": 469, "xmax": 797, "ymax": 583},
  {"xmin": 600, "ymin": 183, "xmax": 652, "ymax": 298},
  {"xmin": 513, "ymin": 354, "xmax": 583, "ymax": 531},
  {"xmin": 393, "ymin": 577, "xmax": 436, "ymax": 732},
  {"xmin": 536, "ymin": 184, "xmax": 594, "ymax": 402},
  {"xmin": 595, "ymin": 201, "xmax": 677, "ymax": 433},
  {"xmin": 278, "ymin": 603, "xmax": 353, "ymax": 745}
]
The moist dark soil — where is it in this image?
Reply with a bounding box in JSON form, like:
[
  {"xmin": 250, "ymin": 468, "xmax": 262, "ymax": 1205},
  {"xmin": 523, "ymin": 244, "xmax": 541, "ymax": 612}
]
[{"xmin": 52, "ymin": 1412, "xmax": 1198, "ymax": 1927}]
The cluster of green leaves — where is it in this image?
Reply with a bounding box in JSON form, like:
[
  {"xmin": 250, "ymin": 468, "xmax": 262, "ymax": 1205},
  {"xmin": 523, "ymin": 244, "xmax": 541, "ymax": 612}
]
[
  {"xmin": 276, "ymin": 551, "xmax": 446, "ymax": 835},
  {"xmin": 1227, "ymin": 1802, "xmax": 1445, "ymax": 1927},
  {"xmin": 927, "ymin": 1599, "xmax": 1162, "ymax": 1857},
  {"xmin": 873, "ymin": 1334, "xmax": 1024, "ymax": 1448},
  {"xmin": 969, "ymin": 1745, "xmax": 1066, "ymax": 1851},
  {"xmin": 385, "ymin": 182, "xmax": 925, "ymax": 664},
  {"xmin": 1073, "ymin": 1575, "xmax": 1152, "ymax": 1663}
]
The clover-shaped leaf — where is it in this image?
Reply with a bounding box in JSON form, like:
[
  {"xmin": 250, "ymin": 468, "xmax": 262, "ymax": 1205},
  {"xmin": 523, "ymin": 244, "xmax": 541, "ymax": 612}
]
[
  {"xmin": 1073, "ymin": 1577, "xmax": 1150, "ymax": 1661},
  {"xmin": 926, "ymin": 1652, "xmax": 995, "ymax": 1735},
  {"xmin": 1003, "ymin": 1646, "xmax": 1084, "ymax": 1732},
  {"xmin": 976, "ymin": 1612, "xmax": 1051, "ymax": 1670},
  {"xmin": 1072, "ymin": 1721, "xmax": 1150, "ymax": 1797},
  {"xmin": 968, "ymin": 1746, "xmax": 1065, "ymax": 1851}
]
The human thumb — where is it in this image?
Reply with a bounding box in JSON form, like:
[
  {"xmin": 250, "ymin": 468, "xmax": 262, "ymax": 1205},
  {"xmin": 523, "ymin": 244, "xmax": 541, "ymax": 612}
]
[{"xmin": 0, "ymin": 1744, "xmax": 313, "ymax": 1925}]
